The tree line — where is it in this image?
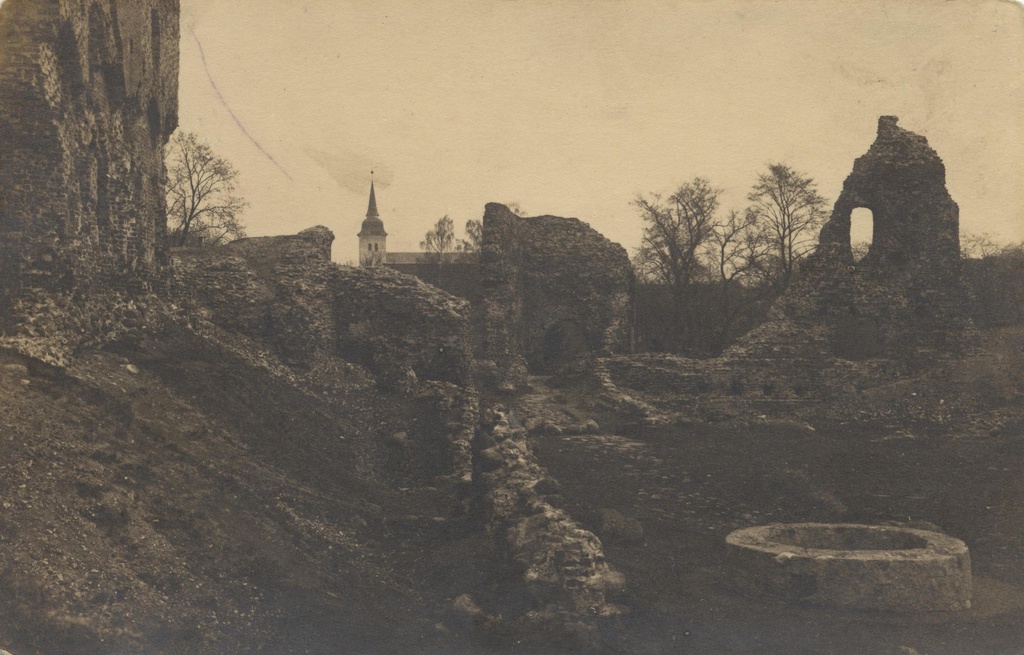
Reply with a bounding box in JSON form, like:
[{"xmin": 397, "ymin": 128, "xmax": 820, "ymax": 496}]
[
  {"xmin": 961, "ymin": 235, "xmax": 1024, "ymax": 329},
  {"xmin": 633, "ymin": 164, "xmax": 829, "ymax": 355},
  {"xmin": 161, "ymin": 132, "xmax": 1024, "ymax": 344},
  {"xmin": 419, "ymin": 215, "xmax": 482, "ymax": 262}
]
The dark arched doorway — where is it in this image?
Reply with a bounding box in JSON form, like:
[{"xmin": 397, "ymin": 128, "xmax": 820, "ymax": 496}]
[{"xmin": 540, "ymin": 321, "xmax": 586, "ymax": 373}]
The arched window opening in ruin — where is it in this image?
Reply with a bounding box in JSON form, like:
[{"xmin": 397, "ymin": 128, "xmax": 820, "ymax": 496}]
[{"xmin": 849, "ymin": 207, "xmax": 873, "ymax": 262}]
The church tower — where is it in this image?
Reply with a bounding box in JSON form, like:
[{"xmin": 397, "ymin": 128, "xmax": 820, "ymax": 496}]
[{"xmin": 358, "ymin": 177, "xmax": 387, "ymax": 266}]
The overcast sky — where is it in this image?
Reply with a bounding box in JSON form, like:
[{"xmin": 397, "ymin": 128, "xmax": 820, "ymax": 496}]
[{"xmin": 178, "ymin": 0, "xmax": 1023, "ymax": 262}]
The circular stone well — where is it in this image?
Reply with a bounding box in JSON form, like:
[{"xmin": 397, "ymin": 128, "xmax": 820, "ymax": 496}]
[{"xmin": 725, "ymin": 523, "xmax": 971, "ymax": 611}]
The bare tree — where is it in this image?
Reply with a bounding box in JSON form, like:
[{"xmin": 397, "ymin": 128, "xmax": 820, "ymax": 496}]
[
  {"xmin": 165, "ymin": 131, "xmax": 248, "ymax": 247},
  {"xmin": 457, "ymin": 218, "xmax": 482, "ymax": 253},
  {"xmin": 707, "ymin": 208, "xmax": 765, "ymax": 285},
  {"xmin": 633, "ymin": 177, "xmax": 721, "ymax": 351},
  {"xmin": 961, "ymin": 232, "xmax": 1004, "ymax": 259},
  {"xmin": 695, "ymin": 208, "xmax": 772, "ymax": 353},
  {"xmin": 747, "ymin": 163, "xmax": 828, "ymax": 286},
  {"xmin": 421, "ymin": 215, "xmax": 457, "ymax": 263}
]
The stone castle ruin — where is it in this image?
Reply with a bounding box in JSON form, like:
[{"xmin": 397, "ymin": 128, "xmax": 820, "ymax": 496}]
[
  {"xmin": 0, "ymin": 1, "xmax": 995, "ymax": 645},
  {"xmin": 0, "ymin": 0, "xmax": 179, "ymax": 364},
  {"xmin": 775, "ymin": 115, "xmax": 972, "ymax": 362},
  {"xmin": 602, "ymin": 116, "xmax": 976, "ymax": 421},
  {"xmin": 173, "ymin": 226, "xmax": 474, "ymax": 390},
  {"xmin": 478, "ymin": 202, "xmax": 634, "ymax": 389}
]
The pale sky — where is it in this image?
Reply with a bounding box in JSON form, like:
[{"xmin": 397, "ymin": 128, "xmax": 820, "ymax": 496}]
[{"xmin": 178, "ymin": 0, "xmax": 1024, "ymax": 262}]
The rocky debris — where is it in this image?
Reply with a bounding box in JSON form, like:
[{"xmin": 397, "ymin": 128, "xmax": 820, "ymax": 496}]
[
  {"xmin": 445, "ymin": 593, "xmax": 501, "ymax": 632},
  {"xmin": 588, "ymin": 508, "xmax": 644, "ymax": 545},
  {"xmin": 533, "ymin": 477, "xmax": 561, "ymax": 496},
  {"xmin": 537, "ymin": 421, "xmax": 563, "ymax": 436},
  {"xmin": 1, "ymin": 363, "xmax": 29, "ymax": 378},
  {"xmin": 386, "ymin": 431, "xmax": 409, "ymax": 448},
  {"xmin": 561, "ymin": 419, "xmax": 600, "ymax": 435},
  {"xmin": 479, "ymin": 203, "xmax": 633, "ymax": 389},
  {"xmin": 473, "ymin": 408, "xmax": 624, "ymax": 647},
  {"xmin": 477, "ymin": 447, "xmax": 505, "ymax": 472}
]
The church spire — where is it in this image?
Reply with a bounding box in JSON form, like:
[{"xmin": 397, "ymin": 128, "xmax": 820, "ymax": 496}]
[
  {"xmin": 366, "ymin": 175, "xmax": 379, "ymax": 219},
  {"xmin": 358, "ymin": 172, "xmax": 387, "ymax": 266}
]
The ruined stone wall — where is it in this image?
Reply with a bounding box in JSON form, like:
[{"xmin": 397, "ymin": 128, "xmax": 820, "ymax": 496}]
[
  {"xmin": 172, "ymin": 227, "xmax": 474, "ymax": 389},
  {"xmin": 386, "ymin": 261, "xmax": 483, "ymax": 304},
  {"xmin": 790, "ymin": 115, "xmax": 973, "ymax": 361},
  {"xmin": 480, "ymin": 203, "xmax": 633, "ymax": 389},
  {"xmin": 598, "ymin": 117, "xmax": 976, "ymax": 423},
  {"xmin": 474, "ymin": 407, "xmax": 624, "ymax": 644},
  {"xmin": 173, "ymin": 227, "xmax": 477, "ymax": 485},
  {"xmin": 0, "ymin": 0, "xmax": 179, "ymax": 363}
]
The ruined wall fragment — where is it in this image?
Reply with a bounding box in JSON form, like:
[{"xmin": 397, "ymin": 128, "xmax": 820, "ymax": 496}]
[
  {"xmin": 765, "ymin": 115, "xmax": 974, "ymax": 363},
  {"xmin": 0, "ymin": 0, "xmax": 179, "ymax": 364},
  {"xmin": 172, "ymin": 227, "xmax": 474, "ymax": 388},
  {"xmin": 598, "ymin": 117, "xmax": 977, "ymax": 423},
  {"xmin": 480, "ymin": 203, "xmax": 633, "ymax": 389},
  {"xmin": 475, "ymin": 408, "xmax": 624, "ymax": 645}
]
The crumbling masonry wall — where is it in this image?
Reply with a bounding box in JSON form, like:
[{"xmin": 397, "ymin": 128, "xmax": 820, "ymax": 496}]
[
  {"xmin": 172, "ymin": 227, "xmax": 477, "ymax": 484},
  {"xmin": 480, "ymin": 203, "xmax": 633, "ymax": 389},
  {"xmin": 784, "ymin": 115, "xmax": 972, "ymax": 361},
  {"xmin": 0, "ymin": 0, "xmax": 179, "ymax": 364},
  {"xmin": 599, "ymin": 117, "xmax": 976, "ymax": 422},
  {"xmin": 172, "ymin": 227, "xmax": 474, "ymax": 389}
]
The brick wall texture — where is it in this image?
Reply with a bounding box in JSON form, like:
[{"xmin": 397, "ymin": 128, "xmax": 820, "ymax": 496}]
[{"xmin": 0, "ymin": 0, "xmax": 179, "ymax": 363}]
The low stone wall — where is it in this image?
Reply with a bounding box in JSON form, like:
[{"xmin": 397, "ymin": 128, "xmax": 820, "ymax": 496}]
[
  {"xmin": 595, "ymin": 347, "xmax": 905, "ymax": 425},
  {"xmin": 474, "ymin": 407, "xmax": 624, "ymax": 644}
]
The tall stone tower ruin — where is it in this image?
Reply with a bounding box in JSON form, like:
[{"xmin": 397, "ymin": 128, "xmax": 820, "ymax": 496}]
[
  {"xmin": 0, "ymin": 0, "xmax": 180, "ymax": 364},
  {"xmin": 739, "ymin": 115, "xmax": 975, "ymax": 366}
]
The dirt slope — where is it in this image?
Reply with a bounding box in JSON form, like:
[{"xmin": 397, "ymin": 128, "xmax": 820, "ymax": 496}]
[{"xmin": 0, "ymin": 325, "xmax": 491, "ymax": 655}]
